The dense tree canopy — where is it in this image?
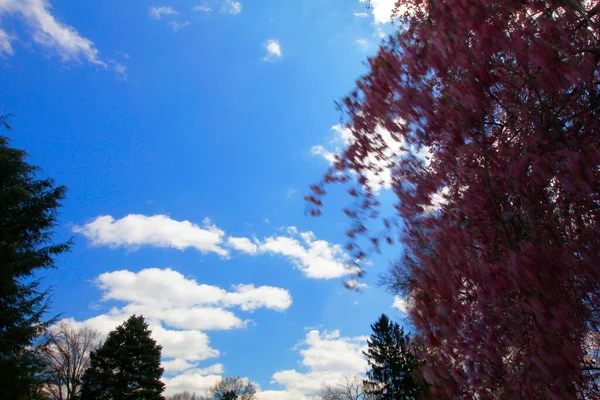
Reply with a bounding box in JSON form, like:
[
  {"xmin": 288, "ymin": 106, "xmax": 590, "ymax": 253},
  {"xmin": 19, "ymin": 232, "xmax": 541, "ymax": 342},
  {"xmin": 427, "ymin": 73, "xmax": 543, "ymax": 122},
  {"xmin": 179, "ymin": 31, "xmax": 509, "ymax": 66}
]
[
  {"xmin": 309, "ymin": 0, "xmax": 600, "ymax": 398},
  {"xmin": 80, "ymin": 315, "xmax": 165, "ymax": 400},
  {"xmin": 0, "ymin": 117, "xmax": 71, "ymax": 399}
]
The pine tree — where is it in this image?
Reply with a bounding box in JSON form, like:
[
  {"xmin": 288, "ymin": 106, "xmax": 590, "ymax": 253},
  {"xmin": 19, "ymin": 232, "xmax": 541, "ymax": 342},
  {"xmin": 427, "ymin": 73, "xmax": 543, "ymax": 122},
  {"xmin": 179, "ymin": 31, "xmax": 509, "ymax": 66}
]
[
  {"xmin": 80, "ymin": 315, "xmax": 165, "ymax": 400},
  {"xmin": 0, "ymin": 117, "xmax": 71, "ymax": 399},
  {"xmin": 363, "ymin": 314, "xmax": 423, "ymax": 399}
]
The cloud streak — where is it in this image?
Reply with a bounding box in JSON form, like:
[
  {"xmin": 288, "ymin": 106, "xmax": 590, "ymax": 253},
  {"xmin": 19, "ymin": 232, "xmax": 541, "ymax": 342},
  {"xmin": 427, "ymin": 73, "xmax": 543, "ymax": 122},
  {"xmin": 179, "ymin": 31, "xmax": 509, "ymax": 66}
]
[
  {"xmin": 0, "ymin": 0, "xmax": 123, "ymax": 73},
  {"xmin": 224, "ymin": 0, "xmax": 242, "ymax": 14},
  {"xmin": 149, "ymin": 6, "xmax": 179, "ymax": 20}
]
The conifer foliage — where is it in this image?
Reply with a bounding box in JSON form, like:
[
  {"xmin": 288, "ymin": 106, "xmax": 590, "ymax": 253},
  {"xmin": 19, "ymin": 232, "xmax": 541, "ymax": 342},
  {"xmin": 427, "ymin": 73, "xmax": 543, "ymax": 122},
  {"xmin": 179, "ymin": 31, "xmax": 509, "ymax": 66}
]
[
  {"xmin": 80, "ymin": 315, "xmax": 165, "ymax": 400},
  {"xmin": 0, "ymin": 117, "xmax": 71, "ymax": 399},
  {"xmin": 363, "ymin": 314, "xmax": 423, "ymax": 399}
]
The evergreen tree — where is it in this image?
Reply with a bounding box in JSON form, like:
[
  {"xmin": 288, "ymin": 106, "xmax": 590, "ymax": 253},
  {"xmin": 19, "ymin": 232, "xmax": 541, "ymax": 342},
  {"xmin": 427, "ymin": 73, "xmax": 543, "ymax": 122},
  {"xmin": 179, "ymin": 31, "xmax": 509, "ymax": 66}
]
[
  {"xmin": 80, "ymin": 315, "xmax": 165, "ymax": 400},
  {"xmin": 363, "ymin": 314, "xmax": 423, "ymax": 399},
  {"xmin": 0, "ymin": 116, "xmax": 71, "ymax": 399}
]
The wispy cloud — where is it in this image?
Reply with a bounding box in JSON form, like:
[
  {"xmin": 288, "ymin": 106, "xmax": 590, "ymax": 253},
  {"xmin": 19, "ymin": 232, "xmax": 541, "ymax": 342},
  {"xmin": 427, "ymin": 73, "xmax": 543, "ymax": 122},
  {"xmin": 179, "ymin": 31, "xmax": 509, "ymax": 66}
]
[
  {"xmin": 148, "ymin": 6, "xmax": 179, "ymax": 20},
  {"xmin": 353, "ymin": 11, "xmax": 369, "ymax": 18},
  {"xmin": 0, "ymin": 0, "xmax": 119, "ymax": 72},
  {"xmin": 169, "ymin": 20, "xmax": 191, "ymax": 31},
  {"xmin": 263, "ymin": 39, "xmax": 282, "ymax": 61},
  {"xmin": 0, "ymin": 28, "xmax": 13, "ymax": 55},
  {"xmin": 355, "ymin": 38, "xmax": 369, "ymax": 50},
  {"xmin": 223, "ymin": 0, "xmax": 242, "ymax": 14},
  {"xmin": 109, "ymin": 61, "xmax": 127, "ymax": 80},
  {"xmin": 192, "ymin": 4, "xmax": 212, "ymax": 12}
]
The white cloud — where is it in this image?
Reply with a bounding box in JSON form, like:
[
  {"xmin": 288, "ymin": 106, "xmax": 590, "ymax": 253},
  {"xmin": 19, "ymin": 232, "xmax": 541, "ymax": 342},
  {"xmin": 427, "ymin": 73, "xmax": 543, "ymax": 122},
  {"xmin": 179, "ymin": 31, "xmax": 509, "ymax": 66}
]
[
  {"xmin": 224, "ymin": 0, "xmax": 242, "ymax": 14},
  {"xmin": 310, "ymin": 145, "xmax": 336, "ymax": 164},
  {"xmin": 148, "ymin": 306, "xmax": 247, "ymax": 331},
  {"xmin": 0, "ymin": 27, "xmax": 14, "ymax": 55},
  {"xmin": 227, "ymin": 227, "xmax": 356, "ymax": 280},
  {"xmin": 353, "ymin": 11, "xmax": 369, "ymax": 18},
  {"xmin": 0, "ymin": 0, "xmax": 110, "ymax": 66},
  {"xmin": 228, "ymin": 228, "xmax": 356, "ymax": 279},
  {"xmin": 163, "ymin": 368, "xmax": 223, "ymax": 396},
  {"xmin": 268, "ymin": 330, "xmax": 368, "ymax": 396},
  {"xmin": 149, "ymin": 6, "xmax": 179, "ymax": 20},
  {"xmin": 422, "ymin": 186, "xmax": 449, "ymax": 214},
  {"xmin": 73, "ymin": 214, "xmax": 229, "ymax": 257},
  {"xmin": 311, "ymin": 123, "xmax": 429, "ymax": 193},
  {"xmin": 393, "ymin": 296, "xmax": 410, "ymax": 314},
  {"xmin": 162, "ymin": 359, "xmax": 200, "ymax": 373},
  {"xmin": 156, "ymin": 324, "xmax": 221, "ymax": 361},
  {"xmin": 345, "ymin": 279, "xmax": 368, "ymax": 290},
  {"xmin": 192, "ymin": 4, "xmax": 212, "ymax": 12},
  {"xmin": 257, "ymin": 230, "xmax": 353, "ymax": 279},
  {"xmin": 286, "ymin": 188, "xmax": 297, "ymax": 198},
  {"xmin": 60, "ymin": 311, "xmax": 220, "ymax": 363},
  {"xmin": 358, "ymin": 0, "xmax": 406, "ymax": 24},
  {"xmin": 355, "ymin": 38, "xmax": 368, "ymax": 50},
  {"xmin": 169, "ymin": 20, "xmax": 190, "ymax": 31},
  {"xmin": 58, "ymin": 267, "xmax": 292, "ymax": 394},
  {"xmin": 227, "ymin": 236, "xmax": 259, "ymax": 254},
  {"xmin": 75, "ymin": 214, "xmax": 358, "ymax": 280},
  {"xmin": 263, "ymin": 39, "xmax": 282, "ymax": 61},
  {"xmin": 95, "ymin": 268, "xmax": 291, "ymax": 313},
  {"xmin": 225, "ymin": 284, "xmax": 292, "ymax": 311},
  {"xmin": 111, "ymin": 62, "xmax": 127, "ymax": 80}
]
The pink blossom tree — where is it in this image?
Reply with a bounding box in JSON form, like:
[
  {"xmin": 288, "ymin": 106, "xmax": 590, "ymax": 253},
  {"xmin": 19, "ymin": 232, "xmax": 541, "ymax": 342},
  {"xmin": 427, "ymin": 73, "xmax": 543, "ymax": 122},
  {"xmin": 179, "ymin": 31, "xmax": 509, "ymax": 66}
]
[{"xmin": 309, "ymin": 0, "xmax": 600, "ymax": 398}]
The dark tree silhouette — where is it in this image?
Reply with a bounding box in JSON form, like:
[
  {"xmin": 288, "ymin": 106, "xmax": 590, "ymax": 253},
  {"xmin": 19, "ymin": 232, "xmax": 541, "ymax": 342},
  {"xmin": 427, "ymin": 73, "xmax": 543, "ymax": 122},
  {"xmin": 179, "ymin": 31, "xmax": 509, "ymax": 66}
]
[
  {"xmin": 0, "ymin": 116, "xmax": 71, "ymax": 399},
  {"xmin": 80, "ymin": 315, "xmax": 165, "ymax": 400},
  {"xmin": 363, "ymin": 315, "xmax": 424, "ymax": 399}
]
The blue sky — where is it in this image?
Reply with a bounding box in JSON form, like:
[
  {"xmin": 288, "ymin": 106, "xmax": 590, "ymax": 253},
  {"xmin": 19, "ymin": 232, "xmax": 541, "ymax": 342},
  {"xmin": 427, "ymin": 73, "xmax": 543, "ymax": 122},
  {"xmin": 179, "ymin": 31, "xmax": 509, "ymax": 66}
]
[{"xmin": 0, "ymin": 0, "xmax": 408, "ymax": 397}]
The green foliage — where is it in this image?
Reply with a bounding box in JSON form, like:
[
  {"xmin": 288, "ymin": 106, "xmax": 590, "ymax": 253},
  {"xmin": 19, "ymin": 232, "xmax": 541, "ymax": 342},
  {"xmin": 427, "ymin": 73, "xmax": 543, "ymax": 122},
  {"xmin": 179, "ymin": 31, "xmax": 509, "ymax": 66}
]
[
  {"xmin": 80, "ymin": 315, "xmax": 165, "ymax": 400},
  {"xmin": 363, "ymin": 314, "xmax": 424, "ymax": 400},
  {"xmin": 0, "ymin": 117, "xmax": 71, "ymax": 399}
]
